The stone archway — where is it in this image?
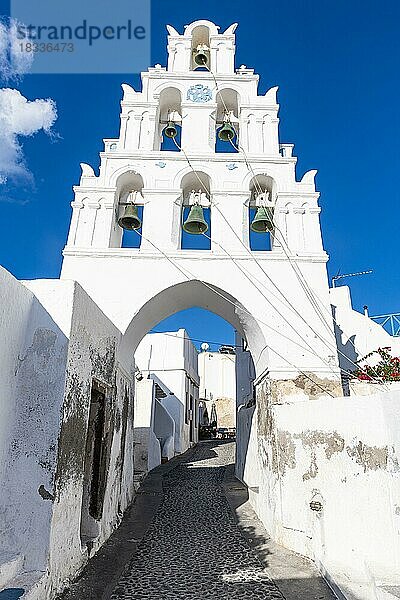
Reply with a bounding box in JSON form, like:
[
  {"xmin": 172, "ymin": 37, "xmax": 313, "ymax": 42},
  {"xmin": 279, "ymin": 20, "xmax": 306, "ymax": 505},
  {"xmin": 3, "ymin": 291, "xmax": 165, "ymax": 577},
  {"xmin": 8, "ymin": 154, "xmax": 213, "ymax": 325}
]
[
  {"xmin": 119, "ymin": 278, "xmax": 264, "ymax": 495},
  {"xmin": 120, "ymin": 279, "xmax": 268, "ymax": 377}
]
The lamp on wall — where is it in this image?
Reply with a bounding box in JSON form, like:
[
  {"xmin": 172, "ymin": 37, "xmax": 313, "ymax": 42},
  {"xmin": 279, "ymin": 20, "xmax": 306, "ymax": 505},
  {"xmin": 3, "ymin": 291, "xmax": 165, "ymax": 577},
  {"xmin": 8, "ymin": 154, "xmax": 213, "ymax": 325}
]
[{"xmin": 134, "ymin": 368, "xmax": 144, "ymax": 381}]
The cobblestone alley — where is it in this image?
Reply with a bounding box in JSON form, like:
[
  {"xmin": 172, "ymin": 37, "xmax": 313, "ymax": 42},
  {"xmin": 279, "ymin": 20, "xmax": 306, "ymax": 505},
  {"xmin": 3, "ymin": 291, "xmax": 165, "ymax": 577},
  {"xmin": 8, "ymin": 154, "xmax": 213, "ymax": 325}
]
[{"xmin": 61, "ymin": 441, "xmax": 336, "ymax": 600}]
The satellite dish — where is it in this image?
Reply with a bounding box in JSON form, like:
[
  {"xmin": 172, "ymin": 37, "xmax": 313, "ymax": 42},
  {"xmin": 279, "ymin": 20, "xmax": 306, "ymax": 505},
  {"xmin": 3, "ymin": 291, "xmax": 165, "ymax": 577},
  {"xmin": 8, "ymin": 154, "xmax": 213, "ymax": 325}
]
[{"xmin": 201, "ymin": 342, "xmax": 209, "ymax": 352}]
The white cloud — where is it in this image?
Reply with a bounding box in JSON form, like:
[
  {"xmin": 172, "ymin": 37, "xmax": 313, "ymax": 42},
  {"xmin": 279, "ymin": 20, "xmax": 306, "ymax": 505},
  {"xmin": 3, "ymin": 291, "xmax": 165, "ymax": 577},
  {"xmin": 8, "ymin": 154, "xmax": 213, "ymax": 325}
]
[
  {"xmin": 0, "ymin": 20, "xmax": 58, "ymax": 189},
  {"xmin": 0, "ymin": 18, "xmax": 34, "ymax": 80},
  {"xmin": 0, "ymin": 88, "xmax": 57, "ymax": 184}
]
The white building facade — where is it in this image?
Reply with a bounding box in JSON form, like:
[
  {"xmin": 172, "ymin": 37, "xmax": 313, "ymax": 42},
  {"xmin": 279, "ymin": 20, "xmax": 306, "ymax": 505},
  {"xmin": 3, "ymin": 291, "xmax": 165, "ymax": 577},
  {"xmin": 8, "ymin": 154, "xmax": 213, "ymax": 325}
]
[
  {"xmin": 134, "ymin": 329, "xmax": 199, "ymax": 461},
  {"xmin": 60, "ymin": 19, "xmax": 342, "ymax": 393},
  {"xmin": 198, "ymin": 349, "xmax": 236, "ymax": 428}
]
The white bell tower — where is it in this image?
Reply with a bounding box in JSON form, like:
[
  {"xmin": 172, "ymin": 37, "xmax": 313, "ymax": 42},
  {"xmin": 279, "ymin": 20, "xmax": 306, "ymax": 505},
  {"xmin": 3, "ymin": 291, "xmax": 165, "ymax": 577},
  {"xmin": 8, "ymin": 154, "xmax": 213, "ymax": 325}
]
[{"xmin": 61, "ymin": 20, "xmax": 341, "ymax": 393}]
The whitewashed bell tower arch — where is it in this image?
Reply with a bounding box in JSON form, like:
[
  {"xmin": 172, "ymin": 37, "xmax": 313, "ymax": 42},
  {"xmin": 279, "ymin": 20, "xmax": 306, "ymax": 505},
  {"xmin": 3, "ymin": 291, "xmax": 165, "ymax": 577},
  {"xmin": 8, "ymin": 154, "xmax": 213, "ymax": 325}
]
[{"xmin": 61, "ymin": 19, "xmax": 341, "ymax": 389}]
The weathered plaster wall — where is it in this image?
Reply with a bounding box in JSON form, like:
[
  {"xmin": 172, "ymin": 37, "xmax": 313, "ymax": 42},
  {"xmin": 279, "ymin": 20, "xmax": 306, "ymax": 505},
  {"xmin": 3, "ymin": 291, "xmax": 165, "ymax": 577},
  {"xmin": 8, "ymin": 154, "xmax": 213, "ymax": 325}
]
[
  {"xmin": 0, "ymin": 268, "xmax": 69, "ymax": 583},
  {"xmin": 202, "ymin": 397, "xmax": 236, "ymax": 428},
  {"xmin": 248, "ymin": 381, "xmax": 400, "ymax": 589},
  {"xmin": 40, "ymin": 282, "xmax": 134, "ymax": 599},
  {"xmin": 0, "ymin": 277, "xmax": 137, "ymax": 600}
]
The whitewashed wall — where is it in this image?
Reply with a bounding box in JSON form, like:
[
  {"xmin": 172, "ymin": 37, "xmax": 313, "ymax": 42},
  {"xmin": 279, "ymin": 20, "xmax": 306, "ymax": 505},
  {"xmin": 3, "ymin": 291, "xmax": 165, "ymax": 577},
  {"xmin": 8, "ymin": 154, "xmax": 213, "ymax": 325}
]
[
  {"xmin": 330, "ymin": 286, "xmax": 400, "ymax": 371},
  {"xmin": 199, "ymin": 351, "xmax": 236, "ymax": 401},
  {"xmin": 0, "ymin": 267, "xmax": 69, "ymax": 587},
  {"xmin": 134, "ymin": 378, "xmax": 161, "ymax": 473},
  {"xmin": 0, "ymin": 269, "xmax": 139, "ymax": 599},
  {"xmin": 61, "ymin": 20, "xmax": 342, "ymax": 390},
  {"xmin": 198, "ymin": 351, "xmax": 236, "ymax": 428},
  {"xmin": 247, "ymin": 387, "xmax": 400, "ymax": 594}
]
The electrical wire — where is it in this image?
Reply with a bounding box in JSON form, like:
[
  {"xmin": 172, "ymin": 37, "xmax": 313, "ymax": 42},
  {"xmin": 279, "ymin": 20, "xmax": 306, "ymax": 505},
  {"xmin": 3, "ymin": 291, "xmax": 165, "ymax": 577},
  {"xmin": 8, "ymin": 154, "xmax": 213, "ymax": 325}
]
[
  {"xmin": 226, "ymin": 137, "xmax": 388, "ymax": 389},
  {"xmin": 171, "ymin": 135, "xmax": 377, "ymax": 389},
  {"xmin": 200, "ymin": 230, "xmax": 346, "ymax": 378},
  {"xmin": 176, "ymin": 67, "xmax": 387, "ymax": 388},
  {"xmin": 200, "ymin": 230, "xmax": 360, "ymax": 395},
  {"xmin": 135, "ymin": 229, "xmax": 336, "ymax": 397},
  {"xmin": 149, "ymin": 330, "xmax": 240, "ymax": 348}
]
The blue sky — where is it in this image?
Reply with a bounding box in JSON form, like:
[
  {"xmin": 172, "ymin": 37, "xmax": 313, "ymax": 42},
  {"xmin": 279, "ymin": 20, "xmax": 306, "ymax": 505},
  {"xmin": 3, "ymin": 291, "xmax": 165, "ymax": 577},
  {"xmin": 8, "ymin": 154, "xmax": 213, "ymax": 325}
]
[{"xmin": 0, "ymin": 0, "xmax": 399, "ymax": 349}]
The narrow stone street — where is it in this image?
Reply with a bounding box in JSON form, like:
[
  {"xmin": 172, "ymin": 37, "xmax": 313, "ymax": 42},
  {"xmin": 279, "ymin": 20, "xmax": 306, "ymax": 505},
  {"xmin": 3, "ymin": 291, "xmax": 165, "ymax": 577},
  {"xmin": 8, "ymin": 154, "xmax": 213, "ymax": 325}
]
[
  {"xmin": 61, "ymin": 440, "xmax": 336, "ymax": 600},
  {"xmin": 111, "ymin": 441, "xmax": 286, "ymax": 599}
]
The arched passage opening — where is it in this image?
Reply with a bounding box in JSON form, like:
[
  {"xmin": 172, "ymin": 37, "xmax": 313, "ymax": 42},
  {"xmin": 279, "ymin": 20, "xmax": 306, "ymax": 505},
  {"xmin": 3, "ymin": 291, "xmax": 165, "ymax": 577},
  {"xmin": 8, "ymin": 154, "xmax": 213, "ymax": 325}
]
[{"xmin": 120, "ymin": 279, "xmax": 265, "ymax": 483}]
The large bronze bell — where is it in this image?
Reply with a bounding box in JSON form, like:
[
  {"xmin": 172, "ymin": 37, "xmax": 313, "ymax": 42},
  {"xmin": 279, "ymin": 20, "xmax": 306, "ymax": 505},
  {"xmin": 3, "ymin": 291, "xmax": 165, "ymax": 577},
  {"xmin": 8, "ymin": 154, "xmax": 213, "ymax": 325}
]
[
  {"xmin": 193, "ymin": 47, "xmax": 209, "ymax": 66},
  {"xmin": 118, "ymin": 203, "xmax": 141, "ymax": 231},
  {"xmin": 183, "ymin": 204, "xmax": 208, "ymax": 235},
  {"xmin": 250, "ymin": 206, "xmax": 274, "ymax": 232},
  {"xmin": 163, "ymin": 121, "xmax": 178, "ymax": 138},
  {"xmin": 218, "ymin": 122, "xmax": 236, "ymax": 142}
]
